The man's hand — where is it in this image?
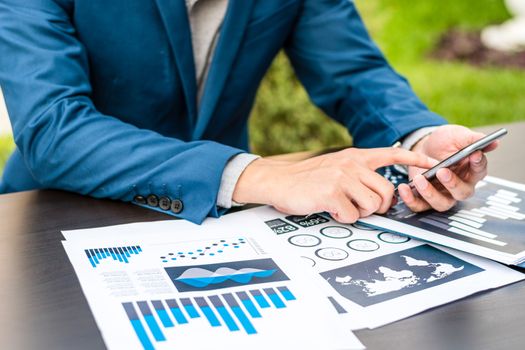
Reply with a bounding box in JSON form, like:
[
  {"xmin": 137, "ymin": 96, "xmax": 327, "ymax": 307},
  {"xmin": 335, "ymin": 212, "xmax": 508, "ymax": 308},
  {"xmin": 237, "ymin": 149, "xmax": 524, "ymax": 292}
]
[
  {"xmin": 233, "ymin": 147, "xmax": 436, "ymax": 223},
  {"xmin": 398, "ymin": 125, "xmax": 499, "ymax": 212}
]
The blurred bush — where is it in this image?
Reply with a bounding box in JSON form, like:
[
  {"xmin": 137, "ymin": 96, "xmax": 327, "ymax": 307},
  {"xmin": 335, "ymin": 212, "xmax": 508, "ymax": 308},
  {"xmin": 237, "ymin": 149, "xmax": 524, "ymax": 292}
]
[
  {"xmin": 249, "ymin": 0, "xmax": 525, "ymax": 156},
  {"xmin": 0, "ymin": 135, "xmax": 14, "ymax": 170},
  {"xmin": 249, "ymin": 53, "xmax": 351, "ymax": 156}
]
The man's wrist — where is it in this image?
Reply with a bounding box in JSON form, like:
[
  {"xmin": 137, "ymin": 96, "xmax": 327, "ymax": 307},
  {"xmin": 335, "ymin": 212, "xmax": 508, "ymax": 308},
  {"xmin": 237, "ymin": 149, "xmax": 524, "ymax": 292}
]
[
  {"xmin": 217, "ymin": 153, "xmax": 260, "ymax": 209},
  {"xmin": 410, "ymin": 133, "xmax": 431, "ymax": 153},
  {"xmin": 400, "ymin": 126, "xmax": 438, "ymax": 151},
  {"xmin": 393, "ymin": 126, "xmax": 438, "ymax": 175},
  {"xmin": 232, "ymin": 158, "xmax": 289, "ymax": 206}
]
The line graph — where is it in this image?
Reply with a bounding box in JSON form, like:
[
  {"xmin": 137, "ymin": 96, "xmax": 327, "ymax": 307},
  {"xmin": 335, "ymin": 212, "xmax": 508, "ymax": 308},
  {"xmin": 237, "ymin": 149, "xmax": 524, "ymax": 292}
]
[{"xmin": 165, "ymin": 258, "xmax": 289, "ymax": 292}]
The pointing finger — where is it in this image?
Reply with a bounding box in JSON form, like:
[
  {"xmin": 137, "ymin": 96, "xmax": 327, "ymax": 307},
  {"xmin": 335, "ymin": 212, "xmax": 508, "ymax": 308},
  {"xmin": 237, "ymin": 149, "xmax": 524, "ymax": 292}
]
[{"xmin": 365, "ymin": 147, "xmax": 438, "ymax": 170}]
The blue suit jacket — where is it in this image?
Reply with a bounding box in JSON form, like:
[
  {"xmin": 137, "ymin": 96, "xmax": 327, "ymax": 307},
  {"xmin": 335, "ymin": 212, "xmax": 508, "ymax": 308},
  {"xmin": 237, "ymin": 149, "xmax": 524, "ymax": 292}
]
[{"xmin": 0, "ymin": 0, "xmax": 446, "ymax": 223}]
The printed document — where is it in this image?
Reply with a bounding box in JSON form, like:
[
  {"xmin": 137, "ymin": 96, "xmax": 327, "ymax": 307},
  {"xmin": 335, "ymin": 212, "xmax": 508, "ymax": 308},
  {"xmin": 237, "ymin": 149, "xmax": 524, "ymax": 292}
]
[
  {"xmin": 62, "ymin": 213, "xmax": 363, "ymax": 350},
  {"xmin": 250, "ymin": 206, "xmax": 525, "ymax": 329}
]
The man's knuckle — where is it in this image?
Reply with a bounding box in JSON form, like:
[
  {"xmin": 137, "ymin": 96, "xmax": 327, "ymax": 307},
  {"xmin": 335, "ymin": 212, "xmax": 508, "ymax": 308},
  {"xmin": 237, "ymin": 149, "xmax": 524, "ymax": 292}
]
[
  {"xmin": 362, "ymin": 196, "xmax": 381, "ymax": 215},
  {"xmin": 475, "ymin": 163, "xmax": 487, "ymax": 174},
  {"xmin": 381, "ymin": 182, "xmax": 395, "ymax": 198},
  {"xmin": 435, "ymin": 200, "xmax": 454, "ymax": 212},
  {"xmin": 332, "ymin": 168, "xmax": 345, "ymax": 180},
  {"xmin": 361, "ymin": 202, "xmax": 376, "ymax": 215},
  {"xmin": 463, "ymin": 187, "xmax": 475, "ymax": 199},
  {"xmin": 420, "ymin": 188, "xmax": 432, "ymax": 199},
  {"xmin": 323, "ymin": 184, "xmax": 339, "ymax": 199},
  {"xmin": 455, "ymin": 192, "xmax": 467, "ymax": 201},
  {"xmin": 340, "ymin": 158, "xmax": 355, "ymax": 168},
  {"xmin": 328, "ymin": 186, "xmax": 340, "ymax": 199},
  {"xmin": 407, "ymin": 201, "xmax": 423, "ymax": 212},
  {"xmin": 446, "ymin": 177, "xmax": 458, "ymax": 189},
  {"xmin": 349, "ymin": 210, "xmax": 360, "ymax": 222},
  {"xmin": 373, "ymin": 194, "xmax": 382, "ymax": 209},
  {"xmin": 339, "ymin": 207, "xmax": 358, "ymax": 223},
  {"xmin": 391, "ymin": 147, "xmax": 403, "ymax": 159},
  {"xmin": 344, "ymin": 148, "xmax": 359, "ymax": 157}
]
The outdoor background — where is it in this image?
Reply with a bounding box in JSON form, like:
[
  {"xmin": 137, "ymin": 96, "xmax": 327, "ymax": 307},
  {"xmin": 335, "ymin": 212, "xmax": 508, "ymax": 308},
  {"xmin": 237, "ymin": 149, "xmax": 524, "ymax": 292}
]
[{"xmin": 1, "ymin": 0, "xmax": 524, "ymax": 174}]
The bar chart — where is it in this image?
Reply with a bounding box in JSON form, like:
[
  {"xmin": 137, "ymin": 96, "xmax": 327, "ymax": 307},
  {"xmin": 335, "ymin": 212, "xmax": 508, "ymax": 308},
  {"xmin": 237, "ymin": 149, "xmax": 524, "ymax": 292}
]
[
  {"xmin": 122, "ymin": 286, "xmax": 297, "ymax": 350},
  {"xmin": 85, "ymin": 245, "xmax": 142, "ymax": 268},
  {"xmin": 387, "ymin": 181, "xmax": 525, "ymax": 254}
]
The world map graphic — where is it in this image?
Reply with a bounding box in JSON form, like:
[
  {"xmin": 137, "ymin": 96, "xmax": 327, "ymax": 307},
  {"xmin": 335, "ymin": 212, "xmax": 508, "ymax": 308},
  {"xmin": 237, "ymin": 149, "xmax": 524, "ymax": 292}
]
[
  {"xmin": 322, "ymin": 245, "xmax": 484, "ymax": 307},
  {"xmin": 334, "ymin": 255, "xmax": 465, "ymax": 297}
]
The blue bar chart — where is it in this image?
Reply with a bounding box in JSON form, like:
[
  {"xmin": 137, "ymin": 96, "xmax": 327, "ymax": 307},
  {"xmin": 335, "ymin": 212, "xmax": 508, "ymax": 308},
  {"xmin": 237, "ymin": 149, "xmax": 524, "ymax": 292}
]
[
  {"xmin": 122, "ymin": 286, "xmax": 297, "ymax": 350},
  {"xmin": 85, "ymin": 245, "xmax": 142, "ymax": 268}
]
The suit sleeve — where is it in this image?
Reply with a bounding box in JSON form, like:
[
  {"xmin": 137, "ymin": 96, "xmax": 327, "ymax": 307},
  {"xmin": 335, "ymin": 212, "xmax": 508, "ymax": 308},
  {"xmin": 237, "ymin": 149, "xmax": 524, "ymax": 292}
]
[
  {"xmin": 285, "ymin": 0, "xmax": 447, "ymax": 148},
  {"xmin": 0, "ymin": 1, "xmax": 243, "ymax": 223}
]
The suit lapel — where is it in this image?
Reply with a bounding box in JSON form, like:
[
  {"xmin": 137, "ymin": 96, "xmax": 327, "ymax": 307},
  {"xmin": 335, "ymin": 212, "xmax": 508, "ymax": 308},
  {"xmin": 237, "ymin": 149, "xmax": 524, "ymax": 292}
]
[
  {"xmin": 154, "ymin": 0, "xmax": 198, "ymax": 125},
  {"xmin": 192, "ymin": 0, "xmax": 255, "ymax": 140}
]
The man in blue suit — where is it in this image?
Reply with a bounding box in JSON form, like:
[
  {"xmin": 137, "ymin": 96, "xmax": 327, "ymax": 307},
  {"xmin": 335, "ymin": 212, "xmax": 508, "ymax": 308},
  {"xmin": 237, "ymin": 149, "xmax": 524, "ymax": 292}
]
[{"xmin": 0, "ymin": 0, "xmax": 495, "ymax": 224}]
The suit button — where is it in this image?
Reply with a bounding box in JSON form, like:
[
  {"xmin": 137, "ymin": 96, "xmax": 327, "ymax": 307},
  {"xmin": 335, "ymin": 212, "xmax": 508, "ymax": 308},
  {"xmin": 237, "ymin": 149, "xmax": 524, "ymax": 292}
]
[
  {"xmin": 171, "ymin": 199, "xmax": 183, "ymax": 214},
  {"xmin": 133, "ymin": 195, "xmax": 146, "ymax": 205},
  {"xmin": 159, "ymin": 196, "xmax": 171, "ymax": 210},
  {"xmin": 147, "ymin": 194, "xmax": 159, "ymax": 207}
]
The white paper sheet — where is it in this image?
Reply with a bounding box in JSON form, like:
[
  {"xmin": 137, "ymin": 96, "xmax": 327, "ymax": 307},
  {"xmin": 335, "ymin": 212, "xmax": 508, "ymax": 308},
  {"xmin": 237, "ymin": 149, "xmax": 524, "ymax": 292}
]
[
  {"xmin": 249, "ymin": 206, "xmax": 525, "ymax": 329},
  {"xmin": 359, "ymin": 176, "xmax": 525, "ymax": 265},
  {"xmin": 62, "ymin": 213, "xmax": 364, "ymax": 350}
]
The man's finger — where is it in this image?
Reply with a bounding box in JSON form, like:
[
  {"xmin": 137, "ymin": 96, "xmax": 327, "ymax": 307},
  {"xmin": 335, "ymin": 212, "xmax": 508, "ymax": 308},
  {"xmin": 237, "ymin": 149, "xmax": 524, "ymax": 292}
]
[
  {"xmin": 343, "ymin": 183, "xmax": 382, "ymax": 218},
  {"xmin": 436, "ymin": 168, "xmax": 474, "ymax": 201},
  {"xmin": 365, "ymin": 147, "xmax": 438, "ymax": 170},
  {"xmin": 412, "ymin": 174, "xmax": 456, "ymax": 212},
  {"xmin": 455, "ymin": 130, "xmax": 498, "ymax": 153},
  {"xmin": 327, "ymin": 191, "xmax": 361, "ymax": 224},
  {"xmin": 482, "ymin": 140, "xmax": 499, "ymax": 153},
  {"xmin": 457, "ymin": 131, "xmax": 486, "ymax": 149},
  {"xmin": 468, "ymin": 151, "xmax": 488, "ymax": 183},
  {"xmin": 360, "ymin": 172, "xmax": 395, "ymax": 214},
  {"xmin": 397, "ymin": 183, "xmax": 431, "ymax": 212}
]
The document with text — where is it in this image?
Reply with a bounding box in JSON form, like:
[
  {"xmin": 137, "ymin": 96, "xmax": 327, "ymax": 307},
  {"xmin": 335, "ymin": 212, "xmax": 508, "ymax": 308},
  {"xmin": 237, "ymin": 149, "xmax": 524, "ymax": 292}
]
[
  {"xmin": 62, "ymin": 214, "xmax": 363, "ymax": 350},
  {"xmin": 250, "ymin": 205, "xmax": 525, "ymax": 329}
]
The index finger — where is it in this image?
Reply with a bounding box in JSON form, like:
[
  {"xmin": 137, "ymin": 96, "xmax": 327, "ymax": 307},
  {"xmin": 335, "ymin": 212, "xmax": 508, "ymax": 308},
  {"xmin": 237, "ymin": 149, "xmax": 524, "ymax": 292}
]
[{"xmin": 365, "ymin": 147, "xmax": 438, "ymax": 170}]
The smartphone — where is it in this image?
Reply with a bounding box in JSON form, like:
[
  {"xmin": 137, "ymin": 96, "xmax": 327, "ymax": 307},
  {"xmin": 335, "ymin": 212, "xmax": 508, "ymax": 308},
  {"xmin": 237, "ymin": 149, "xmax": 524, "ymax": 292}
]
[{"xmin": 406, "ymin": 128, "xmax": 507, "ymax": 189}]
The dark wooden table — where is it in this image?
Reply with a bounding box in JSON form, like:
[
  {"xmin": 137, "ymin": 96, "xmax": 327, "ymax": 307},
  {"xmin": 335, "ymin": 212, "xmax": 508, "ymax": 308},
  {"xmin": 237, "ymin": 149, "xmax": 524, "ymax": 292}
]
[{"xmin": 1, "ymin": 122, "xmax": 524, "ymax": 350}]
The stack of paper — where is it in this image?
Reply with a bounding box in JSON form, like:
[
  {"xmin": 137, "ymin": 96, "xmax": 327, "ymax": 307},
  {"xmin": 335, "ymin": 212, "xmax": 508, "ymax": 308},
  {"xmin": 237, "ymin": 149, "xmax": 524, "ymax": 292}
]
[
  {"xmin": 60, "ymin": 174, "xmax": 525, "ymax": 348},
  {"xmin": 249, "ymin": 205, "xmax": 524, "ymax": 329},
  {"xmin": 62, "ymin": 214, "xmax": 364, "ymax": 350}
]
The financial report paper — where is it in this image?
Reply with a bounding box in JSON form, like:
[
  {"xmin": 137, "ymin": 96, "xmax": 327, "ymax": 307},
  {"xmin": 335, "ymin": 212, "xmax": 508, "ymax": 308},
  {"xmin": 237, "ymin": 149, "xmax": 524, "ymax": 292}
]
[
  {"xmin": 250, "ymin": 206, "xmax": 525, "ymax": 329},
  {"xmin": 62, "ymin": 213, "xmax": 363, "ymax": 350},
  {"xmin": 360, "ymin": 176, "xmax": 525, "ymax": 266}
]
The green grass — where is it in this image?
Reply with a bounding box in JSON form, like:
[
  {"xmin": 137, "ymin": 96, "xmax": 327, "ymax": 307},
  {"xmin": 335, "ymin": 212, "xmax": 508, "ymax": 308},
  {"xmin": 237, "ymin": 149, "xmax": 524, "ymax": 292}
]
[{"xmin": 359, "ymin": 0, "xmax": 525, "ymax": 127}]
